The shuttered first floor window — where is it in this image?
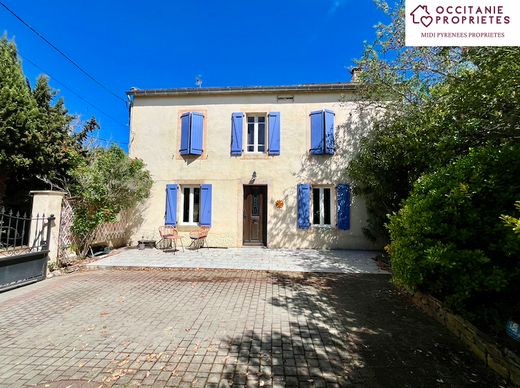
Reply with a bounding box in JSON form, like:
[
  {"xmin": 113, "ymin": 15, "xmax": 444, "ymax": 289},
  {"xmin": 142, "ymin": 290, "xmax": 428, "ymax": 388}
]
[
  {"xmin": 312, "ymin": 187, "xmax": 332, "ymax": 226},
  {"xmin": 181, "ymin": 186, "xmax": 200, "ymax": 224},
  {"xmin": 247, "ymin": 115, "xmax": 266, "ymax": 153}
]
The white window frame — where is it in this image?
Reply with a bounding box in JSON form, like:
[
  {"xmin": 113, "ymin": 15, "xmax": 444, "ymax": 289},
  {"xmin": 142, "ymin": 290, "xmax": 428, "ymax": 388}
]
[
  {"xmin": 312, "ymin": 187, "xmax": 333, "ymax": 227},
  {"xmin": 180, "ymin": 185, "xmax": 200, "ymax": 225},
  {"xmin": 246, "ymin": 114, "xmax": 267, "ymax": 153}
]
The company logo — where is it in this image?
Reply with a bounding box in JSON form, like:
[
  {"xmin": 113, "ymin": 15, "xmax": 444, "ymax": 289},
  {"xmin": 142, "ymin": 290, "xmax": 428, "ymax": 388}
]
[
  {"xmin": 406, "ymin": 0, "xmax": 520, "ymax": 46},
  {"xmin": 410, "ymin": 5, "xmax": 433, "ymax": 27},
  {"xmin": 410, "ymin": 4, "xmax": 510, "ymax": 28}
]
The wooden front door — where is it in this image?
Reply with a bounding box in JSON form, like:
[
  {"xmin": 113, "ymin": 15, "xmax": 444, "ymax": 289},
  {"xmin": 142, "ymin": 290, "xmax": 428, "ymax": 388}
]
[{"xmin": 243, "ymin": 186, "xmax": 267, "ymax": 246}]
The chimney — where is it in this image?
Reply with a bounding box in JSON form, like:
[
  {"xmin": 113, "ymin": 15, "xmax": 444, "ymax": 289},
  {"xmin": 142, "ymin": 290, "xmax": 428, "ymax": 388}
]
[{"xmin": 351, "ymin": 67, "xmax": 362, "ymax": 82}]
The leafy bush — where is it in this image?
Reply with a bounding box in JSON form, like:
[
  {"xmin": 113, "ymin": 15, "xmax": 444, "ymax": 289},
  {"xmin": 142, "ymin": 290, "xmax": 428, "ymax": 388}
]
[
  {"xmin": 501, "ymin": 201, "xmax": 520, "ymax": 236},
  {"xmin": 71, "ymin": 146, "xmax": 152, "ymax": 257},
  {"xmin": 388, "ymin": 145, "xmax": 520, "ymax": 327}
]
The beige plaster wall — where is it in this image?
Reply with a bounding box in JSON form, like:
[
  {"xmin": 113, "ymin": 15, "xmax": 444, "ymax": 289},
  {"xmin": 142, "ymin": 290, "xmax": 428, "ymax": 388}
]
[
  {"xmin": 129, "ymin": 91, "xmax": 380, "ymax": 250},
  {"xmin": 30, "ymin": 191, "xmax": 65, "ymax": 264}
]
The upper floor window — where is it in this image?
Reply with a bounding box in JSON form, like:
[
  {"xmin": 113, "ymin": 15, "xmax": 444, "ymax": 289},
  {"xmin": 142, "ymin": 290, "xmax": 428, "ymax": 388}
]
[
  {"xmin": 231, "ymin": 112, "xmax": 280, "ymax": 156},
  {"xmin": 310, "ymin": 110, "xmax": 335, "ymax": 155},
  {"xmin": 312, "ymin": 187, "xmax": 332, "ymax": 226},
  {"xmin": 179, "ymin": 112, "xmax": 204, "ymax": 156},
  {"xmin": 247, "ymin": 115, "xmax": 266, "ymax": 153}
]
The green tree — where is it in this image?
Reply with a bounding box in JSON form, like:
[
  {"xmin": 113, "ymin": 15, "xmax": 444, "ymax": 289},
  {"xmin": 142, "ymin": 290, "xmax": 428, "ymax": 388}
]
[
  {"xmin": 71, "ymin": 146, "xmax": 153, "ymax": 258},
  {"xmin": 0, "ymin": 35, "xmax": 38, "ymax": 202},
  {"xmin": 347, "ymin": 1, "xmax": 520, "ymax": 240},
  {"xmin": 355, "ymin": 0, "xmax": 466, "ymax": 112},
  {"xmin": 0, "ymin": 35, "xmax": 94, "ymax": 208},
  {"xmin": 501, "ymin": 202, "xmax": 520, "ymax": 236}
]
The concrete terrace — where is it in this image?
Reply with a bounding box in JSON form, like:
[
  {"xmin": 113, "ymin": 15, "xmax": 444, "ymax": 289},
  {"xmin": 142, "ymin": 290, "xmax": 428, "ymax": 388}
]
[{"xmin": 86, "ymin": 248, "xmax": 387, "ymax": 274}]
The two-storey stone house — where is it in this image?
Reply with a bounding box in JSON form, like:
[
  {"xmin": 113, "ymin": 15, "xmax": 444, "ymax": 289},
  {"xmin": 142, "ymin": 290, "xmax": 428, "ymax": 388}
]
[{"xmin": 127, "ymin": 82, "xmax": 378, "ymax": 250}]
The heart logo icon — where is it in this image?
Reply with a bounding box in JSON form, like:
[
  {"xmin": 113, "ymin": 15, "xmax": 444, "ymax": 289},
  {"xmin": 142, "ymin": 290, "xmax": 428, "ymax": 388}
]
[{"xmin": 421, "ymin": 16, "xmax": 433, "ymax": 27}]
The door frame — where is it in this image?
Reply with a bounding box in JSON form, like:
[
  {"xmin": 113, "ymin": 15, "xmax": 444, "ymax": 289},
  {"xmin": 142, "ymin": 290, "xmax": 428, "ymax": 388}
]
[{"xmin": 242, "ymin": 185, "xmax": 268, "ymax": 246}]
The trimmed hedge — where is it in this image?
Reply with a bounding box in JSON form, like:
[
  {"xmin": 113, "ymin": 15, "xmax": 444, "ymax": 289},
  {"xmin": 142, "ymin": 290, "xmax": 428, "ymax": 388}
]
[{"xmin": 388, "ymin": 144, "xmax": 520, "ymax": 328}]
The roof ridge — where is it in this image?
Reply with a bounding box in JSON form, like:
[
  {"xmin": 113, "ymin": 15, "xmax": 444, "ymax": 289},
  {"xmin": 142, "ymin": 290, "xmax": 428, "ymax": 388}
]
[{"xmin": 127, "ymin": 82, "xmax": 358, "ymax": 96}]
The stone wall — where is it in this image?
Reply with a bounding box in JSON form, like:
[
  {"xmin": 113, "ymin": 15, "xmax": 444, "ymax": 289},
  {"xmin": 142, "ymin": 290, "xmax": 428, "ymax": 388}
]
[{"xmin": 410, "ymin": 291, "xmax": 520, "ymax": 386}]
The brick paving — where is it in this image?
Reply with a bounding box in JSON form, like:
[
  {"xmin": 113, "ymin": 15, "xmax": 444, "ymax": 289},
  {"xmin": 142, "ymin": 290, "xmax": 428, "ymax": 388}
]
[{"xmin": 0, "ymin": 270, "xmax": 506, "ymax": 387}]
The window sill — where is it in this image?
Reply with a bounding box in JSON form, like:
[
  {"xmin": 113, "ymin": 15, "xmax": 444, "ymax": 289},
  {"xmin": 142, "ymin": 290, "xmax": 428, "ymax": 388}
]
[
  {"xmin": 180, "ymin": 152, "xmax": 204, "ymax": 157},
  {"xmin": 312, "ymin": 225, "xmax": 334, "ymax": 229},
  {"xmin": 241, "ymin": 154, "xmax": 270, "ymax": 160},
  {"xmin": 176, "ymin": 153, "xmax": 208, "ymax": 160}
]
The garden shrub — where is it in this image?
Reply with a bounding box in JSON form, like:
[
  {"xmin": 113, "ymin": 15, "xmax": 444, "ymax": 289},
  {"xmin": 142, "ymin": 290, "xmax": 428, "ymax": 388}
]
[
  {"xmin": 71, "ymin": 146, "xmax": 152, "ymax": 258},
  {"xmin": 388, "ymin": 144, "xmax": 520, "ymax": 328}
]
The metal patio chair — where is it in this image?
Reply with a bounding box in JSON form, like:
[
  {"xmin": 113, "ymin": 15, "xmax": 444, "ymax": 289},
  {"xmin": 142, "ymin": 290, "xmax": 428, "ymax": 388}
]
[
  {"xmin": 188, "ymin": 227, "xmax": 210, "ymax": 250},
  {"xmin": 158, "ymin": 226, "xmax": 185, "ymax": 254}
]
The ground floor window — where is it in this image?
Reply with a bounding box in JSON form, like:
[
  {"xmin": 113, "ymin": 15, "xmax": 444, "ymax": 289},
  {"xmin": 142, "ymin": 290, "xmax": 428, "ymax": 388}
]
[
  {"xmin": 181, "ymin": 186, "xmax": 200, "ymax": 224},
  {"xmin": 312, "ymin": 187, "xmax": 331, "ymax": 226}
]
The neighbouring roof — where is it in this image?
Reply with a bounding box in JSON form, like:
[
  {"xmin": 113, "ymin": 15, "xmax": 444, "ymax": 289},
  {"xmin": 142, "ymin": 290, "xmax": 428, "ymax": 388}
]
[{"xmin": 126, "ymin": 82, "xmax": 358, "ymax": 97}]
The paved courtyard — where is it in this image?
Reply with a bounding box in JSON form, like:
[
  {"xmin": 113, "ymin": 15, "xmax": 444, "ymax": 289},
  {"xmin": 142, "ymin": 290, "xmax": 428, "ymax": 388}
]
[
  {"xmin": 87, "ymin": 248, "xmax": 386, "ymax": 274},
  {"xmin": 0, "ymin": 269, "xmax": 504, "ymax": 387}
]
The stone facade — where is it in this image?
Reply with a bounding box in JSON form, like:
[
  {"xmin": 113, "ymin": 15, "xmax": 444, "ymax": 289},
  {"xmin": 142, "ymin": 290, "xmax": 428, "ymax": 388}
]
[{"xmin": 128, "ymin": 84, "xmax": 380, "ymax": 250}]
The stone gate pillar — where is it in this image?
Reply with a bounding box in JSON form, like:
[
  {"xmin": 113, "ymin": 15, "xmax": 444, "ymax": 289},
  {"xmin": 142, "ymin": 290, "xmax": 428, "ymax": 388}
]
[{"xmin": 30, "ymin": 191, "xmax": 65, "ymax": 265}]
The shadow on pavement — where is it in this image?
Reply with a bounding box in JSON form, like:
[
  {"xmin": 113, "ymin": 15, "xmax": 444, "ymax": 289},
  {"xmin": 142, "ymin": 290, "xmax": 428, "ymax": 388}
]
[{"xmin": 213, "ymin": 273, "xmax": 506, "ymax": 387}]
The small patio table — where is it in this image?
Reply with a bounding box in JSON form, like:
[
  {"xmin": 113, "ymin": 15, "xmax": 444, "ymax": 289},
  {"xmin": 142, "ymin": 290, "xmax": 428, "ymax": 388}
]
[{"xmin": 137, "ymin": 239, "xmax": 156, "ymax": 250}]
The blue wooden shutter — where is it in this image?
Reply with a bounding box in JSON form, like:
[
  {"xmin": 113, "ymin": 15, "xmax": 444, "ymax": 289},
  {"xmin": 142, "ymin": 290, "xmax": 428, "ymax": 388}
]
[
  {"xmin": 268, "ymin": 112, "xmax": 280, "ymax": 155},
  {"xmin": 336, "ymin": 184, "xmax": 351, "ymax": 230},
  {"xmin": 297, "ymin": 184, "xmax": 311, "ymax": 229},
  {"xmin": 310, "ymin": 110, "xmax": 324, "ymax": 154},
  {"xmin": 165, "ymin": 184, "xmax": 178, "ymax": 226},
  {"xmin": 324, "ymin": 110, "xmax": 335, "ymax": 155},
  {"xmin": 179, "ymin": 113, "xmax": 191, "ymax": 155},
  {"xmin": 200, "ymin": 184, "xmax": 212, "ymax": 226},
  {"xmin": 231, "ymin": 112, "xmax": 243, "ymax": 155},
  {"xmin": 190, "ymin": 112, "xmax": 204, "ymax": 155}
]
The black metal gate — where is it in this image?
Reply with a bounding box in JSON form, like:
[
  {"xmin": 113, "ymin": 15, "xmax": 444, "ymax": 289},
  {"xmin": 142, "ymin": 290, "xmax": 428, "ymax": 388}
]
[{"xmin": 0, "ymin": 208, "xmax": 54, "ymax": 292}]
